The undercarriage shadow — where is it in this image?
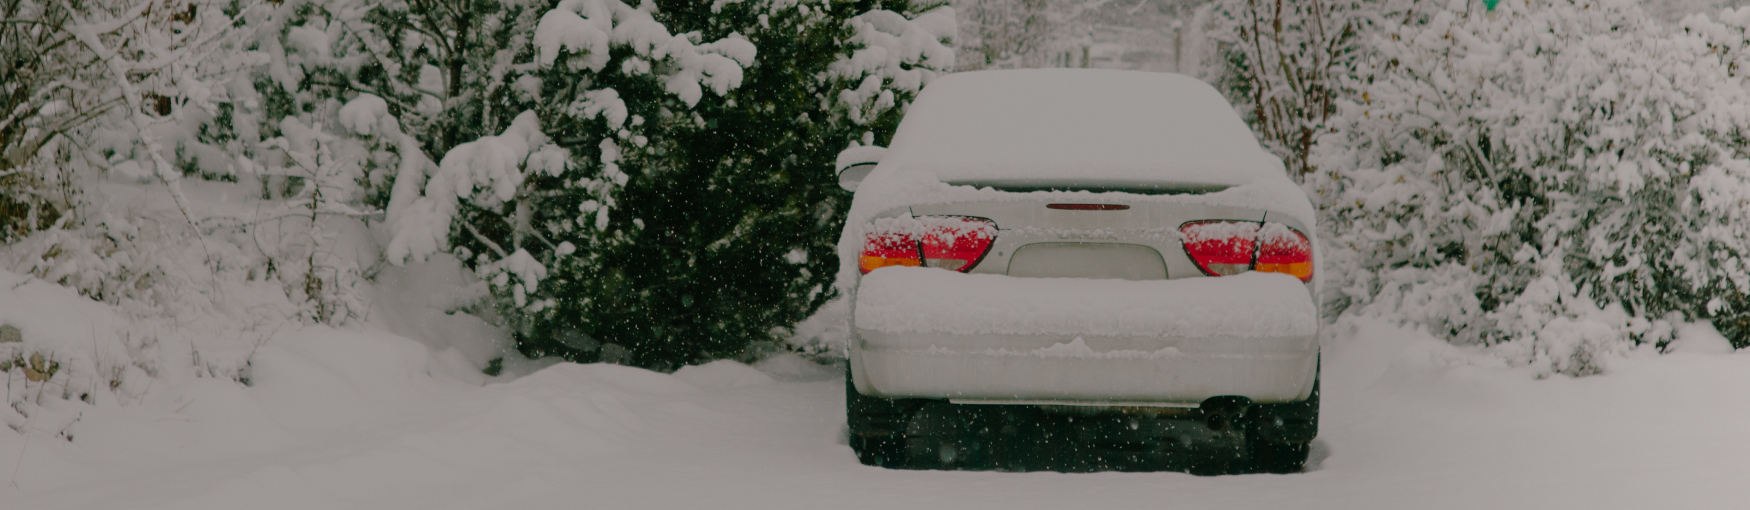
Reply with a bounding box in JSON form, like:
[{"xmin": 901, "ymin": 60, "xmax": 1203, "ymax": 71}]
[{"xmin": 888, "ymin": 402, "xmax": 1257, "ymax": 475}]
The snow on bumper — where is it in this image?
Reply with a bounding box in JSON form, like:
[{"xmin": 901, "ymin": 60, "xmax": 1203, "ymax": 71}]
[{"xmin": 851, "ymin": 267, "xmax": 1319, "ymax": 404}]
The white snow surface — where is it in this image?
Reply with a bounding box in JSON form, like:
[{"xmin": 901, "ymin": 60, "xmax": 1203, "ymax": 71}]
[
  {"xmin": 835, "ymin": 144, "xmax": 889, "ymax": 171},
  {"xmin": 336, "ymin": 94, "xmax": 389, "ymax": 136},
  {"xmin": 0, "ymin": 271, "xmax": 137, "ymax": 436},
  {"xmin": 884, "ymin": 69, "xmax": 1271, "ymax": 186},
  {"xmin": 855, "ymin": 267, "xmax": 1317, "ymax": 338},
  {"xmin": 3, "ymin": 293, "xmax": 1747, "ymax": 508},
  {"xmin": 672, "ymin": 359, "xmax": 774, "ymax": 389}
]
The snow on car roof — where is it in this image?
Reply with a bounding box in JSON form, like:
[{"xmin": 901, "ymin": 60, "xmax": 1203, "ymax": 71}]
[{"xmin": 883, "ymin": 68, "xmax": 1270, "ymax": 187}]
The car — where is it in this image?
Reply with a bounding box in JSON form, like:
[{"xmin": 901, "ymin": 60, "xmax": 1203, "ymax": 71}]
[{"xmin": 835, "ymin": 69, "xmax": 1321, "ymax": 473}]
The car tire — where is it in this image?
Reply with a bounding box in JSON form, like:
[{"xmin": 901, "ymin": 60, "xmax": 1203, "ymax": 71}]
[
  {"xmin": 1245, "ymin": 372, "xmax": 1319, "ymax": 474},
  {"xmin": 846, "ymin": 367, "xmax": 921, "ymax": 467},
  {"xmin": 1248, "ymin": 438, "xmax": 1311, "ymax": 474}
]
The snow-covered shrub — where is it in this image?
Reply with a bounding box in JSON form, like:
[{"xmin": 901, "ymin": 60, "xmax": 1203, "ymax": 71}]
[
  {"xmin": 1306, "ymin": 0, "xmax": 1750, "ymax": 374},
  {"xmin": 951, "ymin": 0, "xmax": 1172, "ymax": 71},
  {"xmin": 186, "ymin": 0, "xmax": 463, "ymax": 324},
  {"xmin": 0, "ymin": 0, "xmax": 94, "ymax": 242},
  {"xmin": 1192, "ymin": 0, "xmax": 1373, "ymax": 180},
  {"xmin": 1, "ymin": 0, "xmax": 241, "ymax": 241},
  {"xmin": 248, "ymin": 0, "xmax": 550, "ymax": 171},
  {"xmin": 954, "ymin": 0, "xmax": 1055, "ymax": 69},
  {"xmin": 234, "ymin": 0, "xmax": 432, "ymax": 202},
  {"xmin": 387, "ymin": 0, "xmax": 956, "ymax": 369},
  {"xmin": 0, "ymin": 0, "xmax": 395, "ymax": 394},
  {"xmin": 259, "ymin": 116, "xmax": 376, "ymax": 324},
  {"xmin": 0, "ymin": 0, "xmax": 268, "ymax": 303}
]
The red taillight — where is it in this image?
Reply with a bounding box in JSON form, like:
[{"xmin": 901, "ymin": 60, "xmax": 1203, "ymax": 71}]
[
  {"xmin": 1180, "ymin": 220, "xmax": 1313, "ymax": 282},
  {"xmin": 860, "ymin": 216, "xmax": 996, "ymax": 274},
  {"xmin": 921, "ymin": 217, "xmax": 996, "ymax": 271},
  {"xmin": 859, "ymin": 228, "xmax": 921, "ymax": 274},
  {"xmin": 1181, "ymin": 221, "xmax": 1260, "ymax": 277}
]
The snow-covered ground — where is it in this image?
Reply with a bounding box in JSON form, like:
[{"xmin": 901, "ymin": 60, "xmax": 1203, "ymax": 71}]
[{"xmin": 2, "ymin": 290, "xmax": 1746, "ymax": 508}]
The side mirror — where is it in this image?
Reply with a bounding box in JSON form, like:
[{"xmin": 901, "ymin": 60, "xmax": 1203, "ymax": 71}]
[{"xmin": 836, "ymin": 146, "xmax": 887, "ymax": 192}]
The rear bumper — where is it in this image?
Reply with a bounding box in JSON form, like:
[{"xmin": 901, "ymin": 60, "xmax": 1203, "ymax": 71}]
[
  {"xmin": 851, "ymin": 332, "xmax": 1317, "ymax": 404},
  {"xmin": 850, "ymin": 268, "xmax": 1319, "ymax": 404}
]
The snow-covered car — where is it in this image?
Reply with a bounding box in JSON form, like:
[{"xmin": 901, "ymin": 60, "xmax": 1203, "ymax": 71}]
[{"xmin": 836, "ymin": 69, "xmax": 1320, "ymax": 473}]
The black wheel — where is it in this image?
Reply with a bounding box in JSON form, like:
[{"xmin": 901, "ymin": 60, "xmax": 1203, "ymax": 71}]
[
  {"xmin": 1245, "ymin": 373, "xmax": 1319, "ymax": 474},
  {"xmin": 1248, "ymin": 438, "xmax": 1311, "ymax": 474},
  {"xmin": 846, "ymin": 367, "xmax": 921, "ymax": 467},
  {"xmin": 900, "ymin": 401, "xmax": 1018, "ymax": 470}
]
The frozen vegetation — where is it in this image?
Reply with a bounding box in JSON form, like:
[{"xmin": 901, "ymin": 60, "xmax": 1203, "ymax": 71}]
[
  {"xmin": 1198, "ymin": 0, "xmax": 1750, "ymax": 376},
  {"xmin": 0, "ymin": 0, "xmax": 1747, "ymax": 506}
]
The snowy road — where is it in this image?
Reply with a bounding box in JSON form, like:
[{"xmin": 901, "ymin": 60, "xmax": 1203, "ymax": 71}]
[{"xmin": 3, "ymin": 319, "xmax": 1748, "ymax": 509}]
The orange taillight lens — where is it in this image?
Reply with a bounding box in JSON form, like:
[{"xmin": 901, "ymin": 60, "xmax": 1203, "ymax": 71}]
[{"xmin": 1256, "ymin": 223, "xmax": 1314, "ymax": 282}]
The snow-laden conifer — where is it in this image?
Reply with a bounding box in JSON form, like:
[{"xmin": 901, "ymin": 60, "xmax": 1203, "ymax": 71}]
[{"xmin": 386, "ymin": 0, "xmax": 955, "ymax": 368}]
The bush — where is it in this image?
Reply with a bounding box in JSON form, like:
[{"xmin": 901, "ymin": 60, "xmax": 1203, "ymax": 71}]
[
  {"xmin": 1300, "ymin": 0, "xmax": 1750, "ymax": 374},
  {"xmin": 387, "ymin": 0, "xmax": 956, "ymax": 370},
  {"xmin": 1201, "ymin": 0, "xmax": 1750, "ymax": 374},
  {"xmin": 1194, "ymin": 0, "xmax": 1369, "ymax": 181}
]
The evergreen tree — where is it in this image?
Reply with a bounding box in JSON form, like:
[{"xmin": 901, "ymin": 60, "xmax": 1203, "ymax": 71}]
[
  {"xmin": 387, "ymin": 0, "xmax": 956, "ymax": 369},
  {"xmin": 354, "ymin": 0, "xmax": 548, "ymax": 158}
]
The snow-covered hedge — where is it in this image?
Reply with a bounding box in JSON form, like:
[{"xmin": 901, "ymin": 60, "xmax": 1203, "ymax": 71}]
[
  {"xmin": 1289, "ymin": 0, "xmax": 1750, "ymax": 375},
  {"xmin": 0, "ymin": 0, "xmax": 512, "ymax": 403}
]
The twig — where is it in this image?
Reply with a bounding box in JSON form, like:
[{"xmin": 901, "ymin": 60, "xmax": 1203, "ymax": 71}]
[
  {"xmin": 461, "ymin": 220, "xmax": 511, "ymax": 258},
  {"xmin": 9, "ymin": 418, "xmax": 26, "ymax": 489}
]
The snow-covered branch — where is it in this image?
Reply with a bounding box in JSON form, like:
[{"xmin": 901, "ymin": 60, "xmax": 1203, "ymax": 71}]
[{"xmin": 827, "ymin": 6, "xmax": 957, "ymax": 125}]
